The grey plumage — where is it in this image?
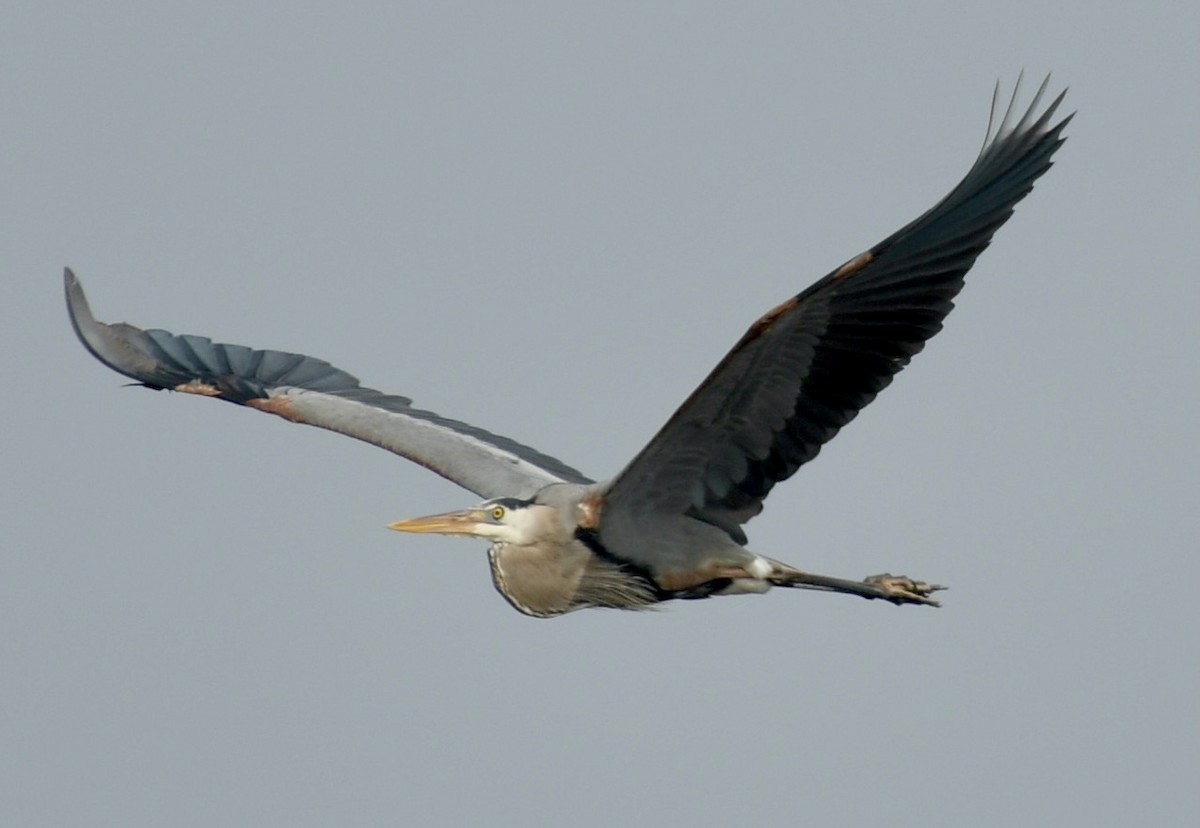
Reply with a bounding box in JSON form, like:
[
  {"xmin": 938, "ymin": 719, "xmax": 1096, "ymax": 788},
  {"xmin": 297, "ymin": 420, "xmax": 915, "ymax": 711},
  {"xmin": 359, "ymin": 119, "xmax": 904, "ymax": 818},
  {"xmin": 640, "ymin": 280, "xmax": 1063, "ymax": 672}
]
[{"xmin": 68, "ymin": 77, "xmax": 1070, "ymax": 617}]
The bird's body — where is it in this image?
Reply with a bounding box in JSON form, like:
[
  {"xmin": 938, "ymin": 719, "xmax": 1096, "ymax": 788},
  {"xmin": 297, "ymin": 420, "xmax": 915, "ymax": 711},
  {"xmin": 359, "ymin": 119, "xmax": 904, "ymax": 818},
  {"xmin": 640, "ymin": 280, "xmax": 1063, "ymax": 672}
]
[
  {"xmin": 68, "ymin": 77, "xmax": 1070, "ymax": 617},
  {"xmin": 477, "ymin": 484, "xmax": 767, "ymax": 617}
]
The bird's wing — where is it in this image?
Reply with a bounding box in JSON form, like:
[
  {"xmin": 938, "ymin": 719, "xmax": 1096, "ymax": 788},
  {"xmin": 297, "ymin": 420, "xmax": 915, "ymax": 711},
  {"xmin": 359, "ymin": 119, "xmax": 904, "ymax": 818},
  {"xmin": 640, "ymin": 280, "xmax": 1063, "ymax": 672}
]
[
  {"xmin": 66, "ymin": 270, "xmax": 592, "ymax": 499},
  {"xmin": 600, "ymin": 76, "xmax": 1071, "ymax": 545}
]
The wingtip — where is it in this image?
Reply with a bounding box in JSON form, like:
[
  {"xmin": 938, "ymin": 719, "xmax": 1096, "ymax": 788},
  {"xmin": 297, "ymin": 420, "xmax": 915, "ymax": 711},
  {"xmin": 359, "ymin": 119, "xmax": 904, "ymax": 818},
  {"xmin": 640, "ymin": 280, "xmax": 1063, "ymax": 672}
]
[
  {"xmin": 64, "ymin": 267, "xmax": 90, "ymax": 324},
  {"xmin": 63, "ymin": 268, "xmax": 126, "ymax": 377},
  {"xmin": 978, "ymin": 72, "xmax": 1069, "ymax": 162}
]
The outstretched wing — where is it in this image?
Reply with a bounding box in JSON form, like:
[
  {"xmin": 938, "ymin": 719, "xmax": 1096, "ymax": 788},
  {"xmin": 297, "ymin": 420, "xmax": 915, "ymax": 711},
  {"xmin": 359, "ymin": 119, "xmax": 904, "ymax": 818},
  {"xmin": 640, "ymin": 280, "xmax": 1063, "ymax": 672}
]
[
  {"xmin": 602, "ymin": 76, "xmax": 1071, "ymax": 545},
  {"xmin": 66, "ymin": 270, "xmax": 592, "ymax": 499}
]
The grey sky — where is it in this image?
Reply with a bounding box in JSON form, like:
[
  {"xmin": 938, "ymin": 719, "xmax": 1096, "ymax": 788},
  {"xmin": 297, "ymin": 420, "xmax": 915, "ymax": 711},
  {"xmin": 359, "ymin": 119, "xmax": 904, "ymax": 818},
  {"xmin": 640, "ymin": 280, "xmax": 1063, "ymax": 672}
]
[{"xmin": 4, "ymin": 3, "xmax": 1197, "ymax": 826}]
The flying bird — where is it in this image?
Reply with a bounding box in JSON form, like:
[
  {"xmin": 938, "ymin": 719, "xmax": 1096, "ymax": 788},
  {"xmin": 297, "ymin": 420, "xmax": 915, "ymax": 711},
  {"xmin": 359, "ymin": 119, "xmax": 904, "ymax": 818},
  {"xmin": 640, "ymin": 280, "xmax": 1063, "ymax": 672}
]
[{"xmin": 68, "ymin": 77, "xmax": 1069, "ymax": 617}]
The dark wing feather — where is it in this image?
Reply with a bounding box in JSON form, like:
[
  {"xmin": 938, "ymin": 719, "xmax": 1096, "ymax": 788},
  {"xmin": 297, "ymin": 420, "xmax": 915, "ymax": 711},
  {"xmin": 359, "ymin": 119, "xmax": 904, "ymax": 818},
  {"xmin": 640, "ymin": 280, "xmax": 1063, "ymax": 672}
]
[
  {"xmin": 602, "ymin": 77, "xmax": 1070, "ymax": 544},
  {"xmin": 66, "ymin": 270, "xmax": 592, "ymax": 499}
]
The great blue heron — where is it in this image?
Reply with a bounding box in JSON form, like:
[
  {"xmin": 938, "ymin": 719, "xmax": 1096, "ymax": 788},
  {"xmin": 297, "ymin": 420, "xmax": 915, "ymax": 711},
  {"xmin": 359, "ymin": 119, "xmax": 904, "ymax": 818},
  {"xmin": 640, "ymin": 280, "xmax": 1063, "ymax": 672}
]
[{"xmin": 68, "ymin": 77, "xmax": 1069, "ymax": 618}]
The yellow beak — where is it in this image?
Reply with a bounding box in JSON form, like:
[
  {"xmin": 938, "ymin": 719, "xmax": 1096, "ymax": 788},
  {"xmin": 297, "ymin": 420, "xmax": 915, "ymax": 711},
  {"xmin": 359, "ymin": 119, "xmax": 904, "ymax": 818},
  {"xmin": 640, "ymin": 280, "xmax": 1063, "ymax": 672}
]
[{"xmin": 387, "ymin": 508, "xmax": 487, "ymax": 536}]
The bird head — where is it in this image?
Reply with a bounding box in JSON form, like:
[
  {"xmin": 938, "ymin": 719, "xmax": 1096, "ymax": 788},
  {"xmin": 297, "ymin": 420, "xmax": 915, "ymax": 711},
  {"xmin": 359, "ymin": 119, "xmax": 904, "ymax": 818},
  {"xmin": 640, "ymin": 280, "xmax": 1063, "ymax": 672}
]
[{"xmin": 387, "ymin": 497, "xmax": 557, "ymax": 546}]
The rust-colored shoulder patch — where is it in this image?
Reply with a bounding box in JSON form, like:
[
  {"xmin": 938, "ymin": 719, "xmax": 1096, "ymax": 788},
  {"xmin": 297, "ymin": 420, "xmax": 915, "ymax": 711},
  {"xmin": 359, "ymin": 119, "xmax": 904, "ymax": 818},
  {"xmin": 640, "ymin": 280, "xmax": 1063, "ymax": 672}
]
[
  {"xmin": 247, "ymin": 395, "xmax": 304, "ymax": 423},
  {"xmin": 174, "ymin": 380, "xmax": 222, "ymax": 396},
  {"xmin": 578, "ymin": 490, "xmax": 604, "ymax": 530},
  {"xmin": 830, "ymin": 250, "xmax": 874, "ymax": 280},
  {"xmin": 738, "ymin": 295, "xmax": 800, "ymax": 347},
  {"xmin": 656, "ymin": 563, "xmax": 759, "ymax": 593},
  {"xmin": 725, "ymin": 250, "xmax": 874, "ymax": 353}
]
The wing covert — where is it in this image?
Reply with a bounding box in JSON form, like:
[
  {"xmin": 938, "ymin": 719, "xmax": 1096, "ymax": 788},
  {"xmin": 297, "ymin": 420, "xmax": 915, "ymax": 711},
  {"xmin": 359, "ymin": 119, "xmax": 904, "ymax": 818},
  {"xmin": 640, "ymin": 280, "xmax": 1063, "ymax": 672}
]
[{"xmin": 66, "ymin": 269, "xmax": 591, "ymax": 499}]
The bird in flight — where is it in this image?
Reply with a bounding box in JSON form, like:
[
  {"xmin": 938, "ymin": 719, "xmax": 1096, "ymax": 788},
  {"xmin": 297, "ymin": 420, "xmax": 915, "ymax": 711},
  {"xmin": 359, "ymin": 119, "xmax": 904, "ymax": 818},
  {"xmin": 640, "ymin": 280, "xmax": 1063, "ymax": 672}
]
[{"xmin": 68, "ymin": 76, "xmax": 1069, "ymax": 618}]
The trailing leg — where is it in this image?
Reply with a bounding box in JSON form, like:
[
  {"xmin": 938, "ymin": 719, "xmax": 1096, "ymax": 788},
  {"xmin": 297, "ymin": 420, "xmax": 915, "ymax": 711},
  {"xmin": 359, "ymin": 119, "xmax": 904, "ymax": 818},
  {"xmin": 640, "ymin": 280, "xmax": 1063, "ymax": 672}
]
[{"xmin": 769, "ymin": 564, "xmax": 945, "ymax": 606}]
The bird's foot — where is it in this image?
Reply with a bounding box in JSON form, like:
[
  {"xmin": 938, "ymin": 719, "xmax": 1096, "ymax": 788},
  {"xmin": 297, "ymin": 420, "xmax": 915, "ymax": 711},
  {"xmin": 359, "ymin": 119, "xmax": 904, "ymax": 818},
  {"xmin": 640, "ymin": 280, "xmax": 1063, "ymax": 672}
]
[{"xmin": 863, "ymin": 573, "xmax": 946, "ymax": 607}]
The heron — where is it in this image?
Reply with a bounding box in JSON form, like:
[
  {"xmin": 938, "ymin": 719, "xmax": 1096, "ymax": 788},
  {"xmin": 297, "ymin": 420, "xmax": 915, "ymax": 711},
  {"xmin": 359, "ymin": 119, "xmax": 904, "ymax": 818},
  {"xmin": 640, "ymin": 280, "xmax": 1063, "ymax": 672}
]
[{"xmin": 68, "ymin": 77, "xmax": 1069, "ymax": 618}]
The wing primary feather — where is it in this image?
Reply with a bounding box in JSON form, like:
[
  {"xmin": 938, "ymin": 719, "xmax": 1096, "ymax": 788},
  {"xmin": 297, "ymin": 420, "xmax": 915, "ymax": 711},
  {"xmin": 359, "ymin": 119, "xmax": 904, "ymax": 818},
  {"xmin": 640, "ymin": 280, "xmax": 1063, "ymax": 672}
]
[{"xmin": 599, "ymin": 77, "xmax": 1070, "ymax": 551}]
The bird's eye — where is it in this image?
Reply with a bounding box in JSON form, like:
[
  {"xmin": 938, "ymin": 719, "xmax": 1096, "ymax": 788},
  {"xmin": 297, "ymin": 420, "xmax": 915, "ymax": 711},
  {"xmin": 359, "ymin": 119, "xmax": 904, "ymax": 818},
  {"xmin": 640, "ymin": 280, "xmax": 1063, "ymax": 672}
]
[{"xmin": 490, "ymin": 506, "xmax": 505, "ymax": 521}]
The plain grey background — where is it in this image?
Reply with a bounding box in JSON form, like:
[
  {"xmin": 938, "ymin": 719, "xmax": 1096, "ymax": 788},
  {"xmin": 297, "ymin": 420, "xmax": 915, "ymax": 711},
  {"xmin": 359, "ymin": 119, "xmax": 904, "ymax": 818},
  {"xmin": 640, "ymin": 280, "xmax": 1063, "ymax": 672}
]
[{"xmin": 4, "ymin": 2, "xmax": 1197, "ymax": 826}]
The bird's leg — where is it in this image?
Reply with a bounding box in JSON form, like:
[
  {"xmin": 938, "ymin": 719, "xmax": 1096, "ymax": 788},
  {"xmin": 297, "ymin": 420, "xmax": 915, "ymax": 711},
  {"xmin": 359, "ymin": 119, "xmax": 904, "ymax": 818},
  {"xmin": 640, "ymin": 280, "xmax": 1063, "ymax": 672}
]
[{"xmin": 771, "ymin": 567, "xmax": 945, "ymax": 606}]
